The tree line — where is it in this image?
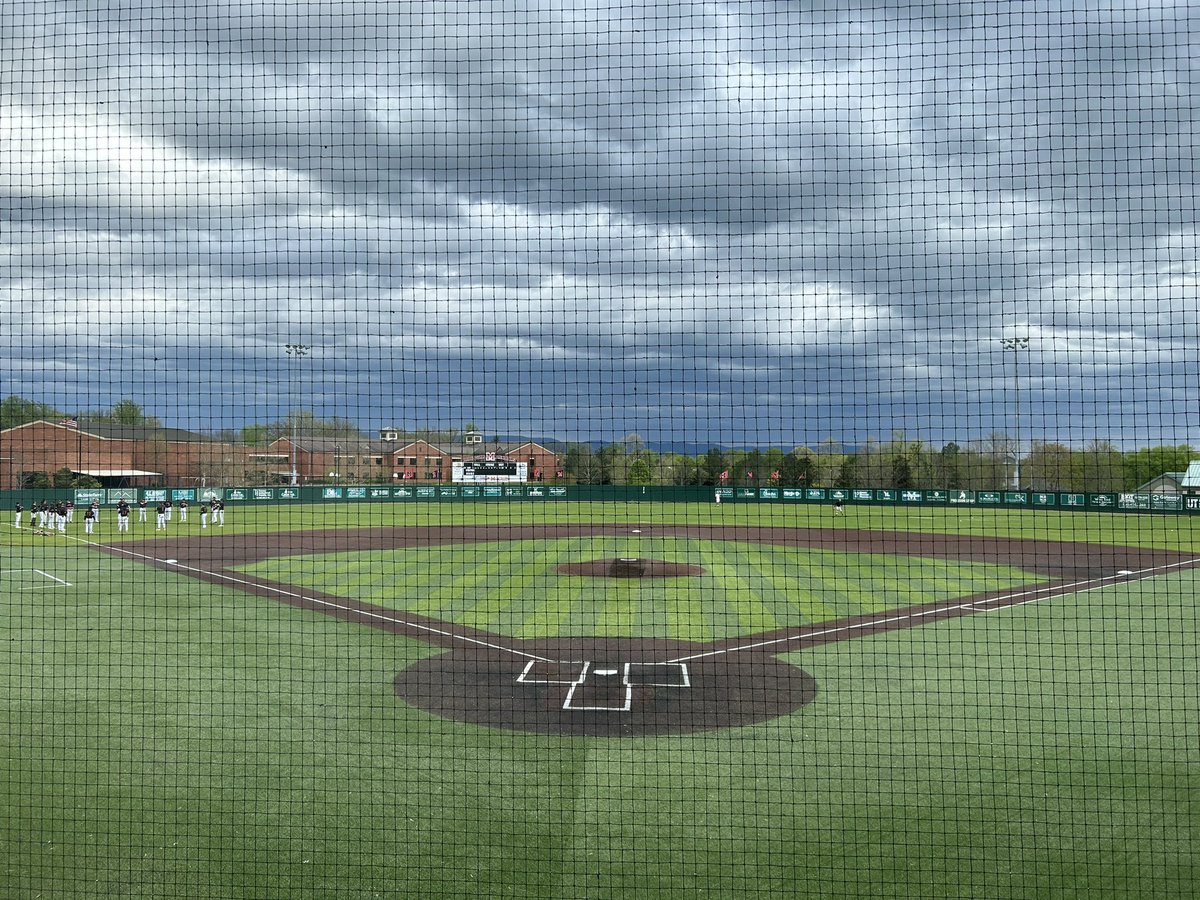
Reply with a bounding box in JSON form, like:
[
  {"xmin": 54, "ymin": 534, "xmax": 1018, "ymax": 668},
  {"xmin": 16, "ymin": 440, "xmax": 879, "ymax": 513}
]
[{"xmin": 562, "ymin": 433, "xmax": 1195, "ymax": 494}]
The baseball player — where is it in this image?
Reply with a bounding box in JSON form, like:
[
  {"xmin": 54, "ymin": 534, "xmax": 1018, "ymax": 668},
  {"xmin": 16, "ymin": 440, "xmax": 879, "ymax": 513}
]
[
  {"xmin": 83, "ymin": 505, "xmax": 96, "ymax": 535},
  {"xmin": 117, "ymin": 503, "xmax": 130, "ymax": 533},
  {"xmin": 155, "ymin": 502, "xmax": 167, "ymax": 531},
  {"xmin": 14, "ymin": 502, "xmax": 23, "ymax": 529},
  {"xmin": 214, "ymin": 498, "xmax": 225, "ymax": 527},
  {"xmin": 200, "ymin": 504, "xmax": 209, "ymax": 529},
  {"xmin": 138, "ymin": 498, "xmax": 148, "ymax": 523},
  {"xmin": 178, "ymin": 499, "xmax": 188, "ymax": 522}
]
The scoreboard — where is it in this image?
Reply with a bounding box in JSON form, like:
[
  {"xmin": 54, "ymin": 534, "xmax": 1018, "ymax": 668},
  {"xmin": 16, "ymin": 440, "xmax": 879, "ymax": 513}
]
[{"xmin": 452, "ymin": 459, "xmax": 529, "ymax": 484}]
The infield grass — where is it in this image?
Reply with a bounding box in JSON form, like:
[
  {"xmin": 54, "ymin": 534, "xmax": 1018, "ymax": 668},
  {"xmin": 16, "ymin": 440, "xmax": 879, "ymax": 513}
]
[{"xmin": 233, "ymin": 536, "xmax": 1046, "ymax": 639}]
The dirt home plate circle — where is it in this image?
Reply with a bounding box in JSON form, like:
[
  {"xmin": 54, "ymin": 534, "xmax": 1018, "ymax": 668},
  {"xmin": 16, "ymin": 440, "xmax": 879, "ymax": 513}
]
[{"xmin": 393, "ymin": 637, "xmax": 819, "ymax": 737}]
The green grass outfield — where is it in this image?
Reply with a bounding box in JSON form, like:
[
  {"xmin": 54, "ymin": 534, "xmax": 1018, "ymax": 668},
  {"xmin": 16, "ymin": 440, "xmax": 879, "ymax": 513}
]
[{"xmin": 2, "ymin": 505, "xmax": 1198, "ymax": 898}]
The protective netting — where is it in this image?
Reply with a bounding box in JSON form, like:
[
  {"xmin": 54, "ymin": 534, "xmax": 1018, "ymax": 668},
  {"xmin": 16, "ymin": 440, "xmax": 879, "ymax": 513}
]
[{"xmin": 2, "ymin": 2, "xmax": 1198, "ymax": 897}]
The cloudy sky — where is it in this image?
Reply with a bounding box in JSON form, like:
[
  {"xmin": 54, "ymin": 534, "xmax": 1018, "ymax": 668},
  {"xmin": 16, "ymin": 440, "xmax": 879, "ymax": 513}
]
[{"xmin": 1, "ymin": 0, "xmax": 1197, "ymax": 448}]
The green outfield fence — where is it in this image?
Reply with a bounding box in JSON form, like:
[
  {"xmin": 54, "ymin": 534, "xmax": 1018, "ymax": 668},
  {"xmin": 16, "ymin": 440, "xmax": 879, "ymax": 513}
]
[{"xmin": 5, "ymin": 484, "xmax": 1196, "ymax": 513}]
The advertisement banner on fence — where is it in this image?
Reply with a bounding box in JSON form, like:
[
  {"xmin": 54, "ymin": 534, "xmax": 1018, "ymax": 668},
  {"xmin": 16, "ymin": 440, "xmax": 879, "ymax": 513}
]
[
  {"xmin": 199, "ymin": 488, "xmax": 224, "ymax": 502},
  {"xmin": 977, "ymin": 492, "xmax": 1002, "ymax": 505},
  {"xmin": 73, "ymin": 488, "xmax": 105, "ymax": 505},
  {"xmin": 548, "ymin": 487, "xmax": 568, "ymax": 498},
  {"xmin": 949, "ymin": 490, "xmax": 975, "ymax": 504},
  {"xmin": 225, "ymin": 488, "xmax": 248, "ymax": 501},
  {"xmin": 1119, "ymin": 493, "xmax": 1151, "ymax": 510},
  {"xmin": 322, "ymin": 487, "xmax": 343, "ymax": 499},
  {"xmin": 900, "ymin": 490, "xmax": 923, "ymax": 502},
  {"xmin": 171, "ymin": 489, "xmax": 195, "ymax": 501},
  {"xmin": 106, "ymin": 488, "xmax": 137, "ymax": 504},
  {"xmin": 278, "ymin": 488, "xmax": 300, "ymax": 500},
  {"xmin": 251, "ymin": 488, "xmax": 274, "ymax": 501},
  {"xmin": 1004, "ymin": 492, "xmax": 1028, "ymax": 505},
  {"xmin": 143, "ymin": 489, "xmax": 168, "ymax": 502},
  {"xmin": 347, "ymin": 487, "xmax": 367, "ymax": 499},
  {"xmin": 1151, "ymin": 494, "xmax": 1181, "ymax": 510}
]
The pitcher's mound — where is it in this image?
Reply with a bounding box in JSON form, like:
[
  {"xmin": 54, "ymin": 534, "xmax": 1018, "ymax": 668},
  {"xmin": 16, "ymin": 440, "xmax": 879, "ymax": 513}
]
[{"xmin": 556, "ymin": 558, "xmax": 705, "ymax": 578}]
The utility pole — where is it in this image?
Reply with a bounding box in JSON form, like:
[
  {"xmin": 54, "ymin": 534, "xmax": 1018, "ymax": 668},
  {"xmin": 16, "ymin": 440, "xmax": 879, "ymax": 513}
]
[
  {"xmin": 1000, "ymin": 336, "xmax": 1030, "ymax": 490},
  {"xmin": 284, "ymin": 343, "xmax": 310, "ymax": 485}
]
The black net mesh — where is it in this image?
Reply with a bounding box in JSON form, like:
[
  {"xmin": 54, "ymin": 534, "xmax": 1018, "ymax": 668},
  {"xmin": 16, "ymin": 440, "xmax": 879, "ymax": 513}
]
[{"xmin": 2, "ymin": 2, "xmax": 1198, "ymax": 897}]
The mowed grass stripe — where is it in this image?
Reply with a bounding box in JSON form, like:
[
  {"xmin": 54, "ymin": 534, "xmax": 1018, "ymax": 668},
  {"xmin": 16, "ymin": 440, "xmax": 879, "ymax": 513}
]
[
  {"xmin": 740, "ymin": 545, "xmax": 834, "ymax": 625},
  {"xmin": 514, "ymin": 576, "xmax": 587, "ymax": 639},
  {"xmin": 697, "ymin": 542, "xmax": 781, "ymax": 633},
  {"xmin": 663, "ymin": 578, "xmax": 712, "ymax": 642},
  {"xmin": 459, "ymin": 542, "xmax": 565, "ymax": 632},
  {"xmin": 406, "ymin": 543, "xmax": 534, "ymax": 617}
]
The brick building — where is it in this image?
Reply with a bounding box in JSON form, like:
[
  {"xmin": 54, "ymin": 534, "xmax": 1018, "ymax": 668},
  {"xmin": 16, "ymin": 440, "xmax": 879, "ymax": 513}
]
[{"xmin": 0, "ymin": 420, "xmax": 239, "ymax": 489}]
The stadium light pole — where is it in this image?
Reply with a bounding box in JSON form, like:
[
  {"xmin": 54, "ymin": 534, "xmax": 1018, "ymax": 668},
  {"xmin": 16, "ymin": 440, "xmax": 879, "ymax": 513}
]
[
  {"xmin": 284, "ymin": 343, "xmax": 310, "ymax": 485},
  {"xmin": 1000, "ymin": 336, "xmax": 1030, "ymax": 490}
]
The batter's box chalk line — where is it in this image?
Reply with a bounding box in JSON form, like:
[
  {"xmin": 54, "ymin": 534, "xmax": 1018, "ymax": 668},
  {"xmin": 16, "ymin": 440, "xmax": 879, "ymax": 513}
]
[{"xmin": 516, "ymin": 660, "xmax": 690, "ymax": 711}]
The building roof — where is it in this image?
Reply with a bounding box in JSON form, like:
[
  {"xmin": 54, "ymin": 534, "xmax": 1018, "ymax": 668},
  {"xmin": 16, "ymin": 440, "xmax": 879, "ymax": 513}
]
[
  {"xmin": 75, "ymin": 468, "xmax": 163, "ymax": 477},
  {"xmin": 1135, "ymin": 472, "xmax": 1186, "ymax": 491},
  {"xmin": 0, "ymin": 420, "xmax": 212, "ymax": 442},
  {"xmin": 1180, "ymin": 461, "xmax": 1200, "ymax": 487}
]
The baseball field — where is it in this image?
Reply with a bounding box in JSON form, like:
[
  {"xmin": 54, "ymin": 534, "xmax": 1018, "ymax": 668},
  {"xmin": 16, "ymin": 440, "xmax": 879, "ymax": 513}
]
[{"xmin": 2, "ymin": 501, "xmax": 1198, "ymax": 898}]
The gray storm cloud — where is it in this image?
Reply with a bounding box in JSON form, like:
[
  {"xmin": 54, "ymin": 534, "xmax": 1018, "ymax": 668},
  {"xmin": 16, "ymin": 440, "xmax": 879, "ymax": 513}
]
[{"xmin": 1, "ymin": 0, "xmax": 1196, "ymax": 447}]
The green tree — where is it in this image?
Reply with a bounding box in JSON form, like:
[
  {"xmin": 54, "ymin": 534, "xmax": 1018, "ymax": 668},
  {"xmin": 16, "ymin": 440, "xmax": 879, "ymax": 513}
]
[
  {"xmin": 701, "ymin": 448, "xmax": 728, "ymax": 486},
  {"xmin": 21, "ymin": 471, "xmax": 51, "ymax": 489},
  {"xmin": 890, "ymin": 454, "xmax": 914, "ymax": 489},
  {"xmin": 51, "ymin": 467, "xmax": 76, "ymax": 488},
  {"xmin": 72, "ymin": 474, "xmax": 102, "ymax": 488},
  {"xmin": 240, "ymin": 424, "xmax": 270, "ymax": 446},
  {"xmin": 936, "ymin": 442, "xmax": 963, "ymax": 489},
  {"xmin": 0, "ymin": 396, "xmax": 63, "ymax": 429},
  {"xmin": 626, "ymin": 458, "xmax": 654, "ymax": 485},
  {"xmin": 1074, "ymin": 439, "xmax": 1124, "ymax": 492},
  {"xmin": 1025, "ymin": 441, "xmax": 1075, "ymax": 491},
  {"xmin": 779, "ymin": 450, "xmax": 815, "ymax": 487},
  {"xmin": 836, "ymin": 454, "xmax": 861, "ymax": 488},
  {"xmin": 112, "ymin": 399, "xmax": 159, "ymax": 426},
  {"xmin": 564, "ymin": 444, "xmax": 607, "ymax": 484}
]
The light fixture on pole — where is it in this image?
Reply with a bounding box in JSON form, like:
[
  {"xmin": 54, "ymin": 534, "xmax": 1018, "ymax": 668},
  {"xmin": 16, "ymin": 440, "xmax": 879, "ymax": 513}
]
[
  {"xmin": 284, "ymin": 343, "xmax": 310, "ymax": 486},
  {"xmin": 1000, "ymin": 336, "xmax": 1030, "ymax": 490}
]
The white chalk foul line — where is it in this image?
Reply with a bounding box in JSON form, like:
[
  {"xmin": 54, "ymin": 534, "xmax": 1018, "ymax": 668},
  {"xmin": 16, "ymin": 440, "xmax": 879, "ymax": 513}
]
[
  {"xmin": 61, "ymin": 534, "xmax": 554, "ymax": 663},
  {"xmin": 666, "ymin": 555, "xmax": 1200, "ymax": 664},
  {"xmin": 32, "ymin": 569, "xmax": 72, "ymax": 586}
]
